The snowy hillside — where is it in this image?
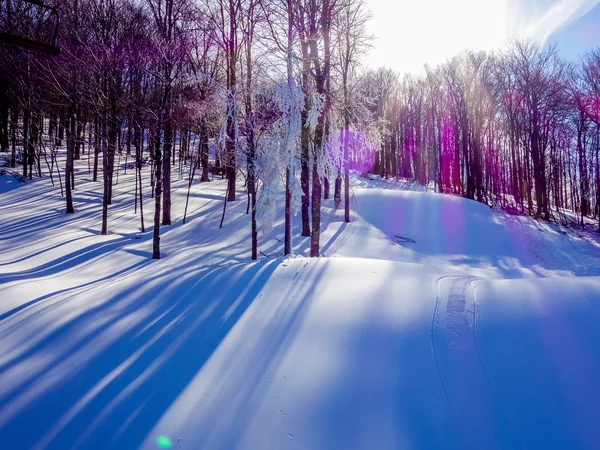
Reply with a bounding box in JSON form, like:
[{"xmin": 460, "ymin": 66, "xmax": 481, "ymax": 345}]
[{"xmin": 1, "ymin": 163, "xmax": 600, "ymax": 450}]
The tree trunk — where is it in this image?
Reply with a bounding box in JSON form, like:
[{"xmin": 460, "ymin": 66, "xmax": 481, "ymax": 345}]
[
  {"xmin": 0, "ymin": 88, "xmax": 8, "ymax": 154},
  {"xmin": 65, "ymin": 107, "xmax": 75, "ymax": 214},
  {"xmin": 93, "ymin": 118, "xmax": 100, "ymax": 182},
  {"xmin": 162, "ymin": 117, "xmax": 172, "ymax": 225},
  {"xmin": 10, "ymin": 107, "xmax": 17, "ymax": 168},
  {"xmin": 107, "ymin": 113, "xmax": 116, "ymax": 205},
  {"xmin": 334, "ymin": 171, "xmax": 342, "ymax": 209},
  {"xmin": 285, "ymin": 167, "xmax": 292, "ymax": 255},
  {"xmin": 200, "ymin": 126, "xmax": 209, "ymax": 182},
  {"xmin": 343, "ymin": 123, "xmax": 351, "ymax": 222},
  {"xmin": 153, "ymin": 123, "xmax": 162, "ymax": 259},
  {"xmin": 310, "ymin": 158, "xmax": 322, "ymax": 256},
  {"xmin": 74, "ymin": 112, "xmax": 82, "ymax": 160},
  {"xmin": 29, "ymin": 107, "xmax": 39, "ymax": 180},
  {"xmin": 101, "ymin": 121, "xmax": 109, "ymax": 234},
  {"xmin": 300, "ymin": 39, "xmax": 311, "ymax": 237},
  {"xmin": 300, "ymin": 112, "xmax": 311, "ymax": 236},
  {"xmin": 22, "ymin": 104, "xmax": 29, "ymax": 178}
]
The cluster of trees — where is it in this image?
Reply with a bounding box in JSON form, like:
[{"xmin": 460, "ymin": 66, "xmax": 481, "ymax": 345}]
[
  {"xmin": 367, "ymin": 44, "xmax": 600, "ymax": 231},
  {"xmin": 0, "ymin": 0, "xmax": 375, "ymax": 259},
  {"xmin": 1, "ymin": 0, "xmax": 599, "ymax": 263}
]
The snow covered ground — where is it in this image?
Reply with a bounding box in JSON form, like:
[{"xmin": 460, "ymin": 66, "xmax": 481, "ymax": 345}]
[{"xmin": 1, "ymin": 158, "xmax": 600, "ymax": 449}]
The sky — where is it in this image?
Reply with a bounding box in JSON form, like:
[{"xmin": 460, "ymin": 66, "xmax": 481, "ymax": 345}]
[{"xmin": 365, "ymin": 0, "xmax": 600, "ymax": 73}]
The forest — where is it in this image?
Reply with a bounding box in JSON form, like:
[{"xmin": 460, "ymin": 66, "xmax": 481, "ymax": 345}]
[
  {"xmin": 1, "ymin": 0, "xmax": 600, "ymax": 262},
  {"xmin": 3, "ymin": 2, "xmax": 600, "ymax": 449}
]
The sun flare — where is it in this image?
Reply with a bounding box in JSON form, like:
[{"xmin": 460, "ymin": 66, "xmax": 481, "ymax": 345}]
[{"xmin": 366, "ymin": 0, "xmax": 600, "ymax": 73}]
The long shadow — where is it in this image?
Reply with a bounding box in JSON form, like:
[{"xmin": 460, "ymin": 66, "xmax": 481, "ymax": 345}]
[
  {"xmin": 207, "ymin": 262, "xmax": 326, "ymax": 450},
  {"xmin": 1, "ymin": 262, "xmax": 228, "ymax": 383},
  {"xmin": 321, "ymin": 222, "xmax": 348, "ymax": 255},
  {"xmin": 1, "ymin": 175, "xmax": 152, "ymax": 243},
  {"xmin": 0, "ymin": 181, "xmax": 224, "ymax": 276},
  {"xmin": 0, "ymin": 254, "xmax": 223, "ymax": 342},
  {"xmin": 0, "ymin": 258, "xmax": 150, "ymax": 323},
  {"xmin": 0, "ymin": 236, "xmax": 133, "ymax": 283},
  {"xmin": 0, "ymin": 210, "xmax": 66, "ymax": 235},
  {"xmin": 0, "ymin": 179, "xmax": 56, "ymax": 208},
  {"xmin": 0, "ymin": 259, "xmax": 283, "ymax": 450},
  {"xmin": 0, "ymin": 235, "xmax": 91, "ymax": 267}
]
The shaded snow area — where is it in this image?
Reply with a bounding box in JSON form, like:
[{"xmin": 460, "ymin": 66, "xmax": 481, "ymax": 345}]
[{"xmin": 1, "ymin": 163, "xmax": 600, "ymax": 450}]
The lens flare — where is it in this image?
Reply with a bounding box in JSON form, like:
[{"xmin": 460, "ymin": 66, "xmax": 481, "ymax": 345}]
[{"xmin": 156, "ymin": 435, "xmax": 172, "ymax": 449}]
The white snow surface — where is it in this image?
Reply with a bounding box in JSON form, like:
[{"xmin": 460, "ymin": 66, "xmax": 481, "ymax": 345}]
[{"xmin": 1, "ymin": 161, "xmax": 600, "ymax": 450}]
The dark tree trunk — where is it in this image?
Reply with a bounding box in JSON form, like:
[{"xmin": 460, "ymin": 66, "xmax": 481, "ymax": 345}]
[
  {"xmin": 300, "ymin": 116, "xmax": 311, "ymax": 236},
  {"xmin": 107, "ymin": 113, "xmax": 116, "ymax": 205},
  {"xmin": 200, "ymin": 126, "xmax": 210, "ymax": 182},
  {"xmin": 162, "ymin": 117, "xmax": 172, "ymax": 225},
  {"xmin": 93, "ymin": 118, "xmax": 100, "ymax": 182},
  {"xmin": 285, "ymin": 167, "xmax": 292, "ymax": 255},
  {"xmin": 300, "ymin": 39, "xmax": 311, "ymax": 237},
  {"xmin": 248, "ymin": 136, "xmax": 258, "ymax": 259},
  {"xmin": 310, "ymin": 145, "xmax": 322, "ymax": 257},
  {"xmin": 0, "ymin": 88, "xmax": 8, "ymax": 153},
  {"xmin": 334, "ymin": 171, "xmax": 342, "ymax": 209},
  {"xmin": 29, "ymin": 108, "xmax": 39, "ymax": 179},
  {"xmin": 101, "ymin": 120, "xmax": 109, "ymax": 234},
  {"xmin": 153, "ymin": 123, "xmax": 162, "ymax": 259},
  {"xmin": 74, "ymin": 112, "xmax": 82, "ymax": 160},
  {"xmin": 10, "ymin": 107, "xmax": 17, "ymax": 168},
  {"xmin": 65, "ymin": 108, "xmax": 75, "ymax": 214},
  {"xmin": 22, "ymin": 105, "xmax": 29, "ymax": 178},
  {"xmin": 343, "ymin": 125, "xmax": 350, "ymax": 222}
]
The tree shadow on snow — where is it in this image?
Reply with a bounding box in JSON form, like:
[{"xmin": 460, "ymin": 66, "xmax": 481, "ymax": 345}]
[{"xmin": 0, "ymin": 258, "xmax": 297, "ymax": 450}]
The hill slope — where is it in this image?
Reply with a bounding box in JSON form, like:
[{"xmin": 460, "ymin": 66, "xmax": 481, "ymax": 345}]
[{"xmin": 1, "ymin": 165, "xmax": 599, "ymax": 449}]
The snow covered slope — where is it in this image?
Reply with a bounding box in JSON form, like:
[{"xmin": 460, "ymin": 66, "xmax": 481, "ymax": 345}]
[{"xmin": 1, "ymin": 164, "xmax": 599, "ymax": 450}]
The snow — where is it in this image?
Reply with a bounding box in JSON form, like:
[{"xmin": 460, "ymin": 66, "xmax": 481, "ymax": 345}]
[
  {"xmin": 1, "ymin": 160, "xmax": 600, "ymax": 449},
  {"xmin": 474, "ymin": 277, "xmax": 600, "ymax": 449}
]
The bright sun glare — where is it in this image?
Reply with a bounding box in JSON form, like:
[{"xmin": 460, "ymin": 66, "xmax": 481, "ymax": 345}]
[{"xmin": 366, "ymin": 0, "xmax": 600, "ymax": 73}]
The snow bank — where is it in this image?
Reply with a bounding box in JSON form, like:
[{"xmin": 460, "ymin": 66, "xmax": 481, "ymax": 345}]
[{"xmin": 1, "ymin": 165, "xmax": 600, "ymax": 449}]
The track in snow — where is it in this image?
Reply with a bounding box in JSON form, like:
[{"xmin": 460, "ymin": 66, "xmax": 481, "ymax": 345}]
[{"xmin": 432, "ymin": 277, "xmax": 524, "ymax": 450}]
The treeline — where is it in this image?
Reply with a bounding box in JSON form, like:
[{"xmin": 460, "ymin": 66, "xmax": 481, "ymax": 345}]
[
  {"xmin": 366, "ymin": 44, "xmax": 600, "ymax": 231},
  {"xmin": 0, "ymin": 0, "xmax": 375, "ymax": 259},
  {"xmin": 0, "ymin": 0, "xmax": 599, "ymax": 265}
]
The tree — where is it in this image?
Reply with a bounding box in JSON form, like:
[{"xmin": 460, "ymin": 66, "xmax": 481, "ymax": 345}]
[{"xmin": 334, "ymin": 0, "xmax": 370, "ymax": 222}]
